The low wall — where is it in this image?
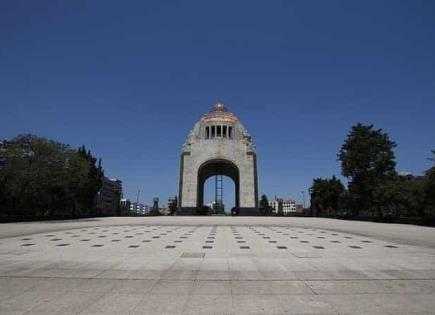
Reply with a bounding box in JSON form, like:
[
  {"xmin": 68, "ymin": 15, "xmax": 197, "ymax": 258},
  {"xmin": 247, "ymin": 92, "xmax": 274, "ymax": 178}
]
[{"xmin": 0, "ymin": 214, "xmax": 104, "ymax": 223}]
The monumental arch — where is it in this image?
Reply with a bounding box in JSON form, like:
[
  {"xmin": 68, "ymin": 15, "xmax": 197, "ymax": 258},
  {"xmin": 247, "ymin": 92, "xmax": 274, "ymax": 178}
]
[{"xmin": 178, "ymin": 103, "xmax": 259, "ymax": 215}]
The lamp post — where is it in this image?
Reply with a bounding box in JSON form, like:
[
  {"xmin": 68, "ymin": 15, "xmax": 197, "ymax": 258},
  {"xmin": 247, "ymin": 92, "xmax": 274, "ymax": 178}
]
[{"xmin": 301, "ymin": 191, "xmax": 306, "ymax": 209}]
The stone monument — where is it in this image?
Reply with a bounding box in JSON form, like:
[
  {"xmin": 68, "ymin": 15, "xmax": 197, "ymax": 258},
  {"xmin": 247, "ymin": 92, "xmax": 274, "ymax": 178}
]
[{"xmin": 178, "ymin": 103, "xmax": 259, "ymax": 215}]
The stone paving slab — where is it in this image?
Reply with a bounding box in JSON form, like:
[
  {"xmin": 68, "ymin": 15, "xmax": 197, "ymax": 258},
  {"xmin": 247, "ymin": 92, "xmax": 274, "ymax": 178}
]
[
  {"xmin": 0, "ymin": 218, "xmax": 435, "ymax": 314},
  {"xmin": 1, "ymin": 216, "xmax": 435, "ymax": 248}
]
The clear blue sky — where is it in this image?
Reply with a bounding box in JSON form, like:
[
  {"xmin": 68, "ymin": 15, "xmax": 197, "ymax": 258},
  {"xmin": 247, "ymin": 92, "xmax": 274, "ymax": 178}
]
[{"xmin": 1, "ymin": 1, "xmax": 434, "ymax": 208}]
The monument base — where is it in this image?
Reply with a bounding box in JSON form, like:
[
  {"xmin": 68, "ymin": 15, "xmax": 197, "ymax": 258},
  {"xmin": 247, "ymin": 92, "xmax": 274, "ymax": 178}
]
[
  {"xmin": 177, "ymin": 207, "xmax": 259, "ymax": 216},
  {"xmin": 238, "ymin": 207, "xmax": 259, "ymax": 216},
  {"xmin": 177, "ymin": 207, "xmax": 197, "ymax": 216}
]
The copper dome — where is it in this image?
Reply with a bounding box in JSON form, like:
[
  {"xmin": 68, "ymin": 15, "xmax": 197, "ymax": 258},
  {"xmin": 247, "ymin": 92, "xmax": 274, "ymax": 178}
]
[{"xmin": 202, "ymin": 103, "xmax": 238, "ymax": 123}]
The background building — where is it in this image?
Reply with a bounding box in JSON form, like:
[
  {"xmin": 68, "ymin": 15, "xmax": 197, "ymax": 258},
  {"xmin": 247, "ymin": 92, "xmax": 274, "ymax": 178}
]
[
  {"xmin": 205, "ymin": 201, "xmax": 226, "ymax": 214},
  {"xmin": 269, "ymin": 197, "xmax": 297, "ymax": 215},
  {"xmin": 129, "ymin": 202, "xmax": 149, "ymax": 215},
  {"xmin": 120, "ymin": 198, "xmax": 131, "ymax": 209}
]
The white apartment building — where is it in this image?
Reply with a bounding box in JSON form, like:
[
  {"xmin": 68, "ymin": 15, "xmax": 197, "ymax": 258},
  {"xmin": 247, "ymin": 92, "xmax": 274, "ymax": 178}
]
[
  {"xmin": 130, "ymin": 203, "xmax": 149, "ymax": 215},
  {"xmin": 269, "ymin": 197, "xmax": 296, "ymax": 214}
]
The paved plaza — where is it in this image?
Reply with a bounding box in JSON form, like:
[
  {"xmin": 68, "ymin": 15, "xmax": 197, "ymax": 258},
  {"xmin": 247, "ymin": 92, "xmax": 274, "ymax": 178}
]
[{"xmin": 1, "ymin": 217, "xmax": 435, "ymax": 314}]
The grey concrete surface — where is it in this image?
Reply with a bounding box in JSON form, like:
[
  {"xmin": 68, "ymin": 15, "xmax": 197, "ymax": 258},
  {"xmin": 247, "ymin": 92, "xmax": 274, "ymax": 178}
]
[
  {"xmin": 2, "ymin": 217, "xmax": 435, "ymax": 248},
  {"xmin": 1, "ymin": 217, "xmax": 435, "ymax": 314}
]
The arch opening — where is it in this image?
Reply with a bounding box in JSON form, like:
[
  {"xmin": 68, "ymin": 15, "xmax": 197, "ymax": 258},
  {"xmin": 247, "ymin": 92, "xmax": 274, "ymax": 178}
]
[
  {"xmin": 197, "ymin": 159, "xmax": 240, "ymax": 214},
  {"xmin": 203, "ymin": 176, "xmax": 235, "ymax": 214}
]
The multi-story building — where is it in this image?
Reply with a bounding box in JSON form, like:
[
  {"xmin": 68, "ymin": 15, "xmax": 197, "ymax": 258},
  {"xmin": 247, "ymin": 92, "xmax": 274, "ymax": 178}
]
[
  {"xmin": 120, "ymin": 198, "xmax": 130, "ymax": 209},
  {"xmin": 129, "ymin": 202, "xmax": 149, "ymax": 215},
  {"xmin": 269, "ymin": 197, "xmax": 297, "ymax": 215},
  {"xmin": 95, "ymin": 177, "xmax": 123, "ymax": 216}
]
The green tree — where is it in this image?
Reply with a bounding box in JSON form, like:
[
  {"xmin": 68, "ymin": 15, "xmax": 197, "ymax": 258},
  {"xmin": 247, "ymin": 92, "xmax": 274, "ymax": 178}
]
[
  {"xmin": 372, "ymin": 175, "xmax": 425, "ymax": 218},
  {"xmin": 310, "ymin": 176, "xmax": 345, "ymax": 216},
  {"xmin": 0, "ymin": 134, "xmax": 104, "ymax": 217},
  {"xmin": 338, "ymin": 123, "xmax": 397, "ymax": 217},
  {"xmin": 168, "ymin": 198, "xmax": 178, "ymax": 216},
  {"xmin": 0, "ymin": 135, "xmax": 72, "ymax": 215},
  {"xmin": 259, "ymin": 194, "xmax": 272, "ymax": 216},
  {"xmin": 76, "ymin": 146, "xmax": 104, "ymax": 215},
  {"xmin": 422, "ymin": 151, "xmax": 435, "ymax": 218}
]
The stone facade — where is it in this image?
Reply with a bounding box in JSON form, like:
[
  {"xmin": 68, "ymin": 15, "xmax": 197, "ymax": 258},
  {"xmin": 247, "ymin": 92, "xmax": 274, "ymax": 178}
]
[{"xmin": 178, "ymin": 103, "xmax": 259, "ymax": 215}]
